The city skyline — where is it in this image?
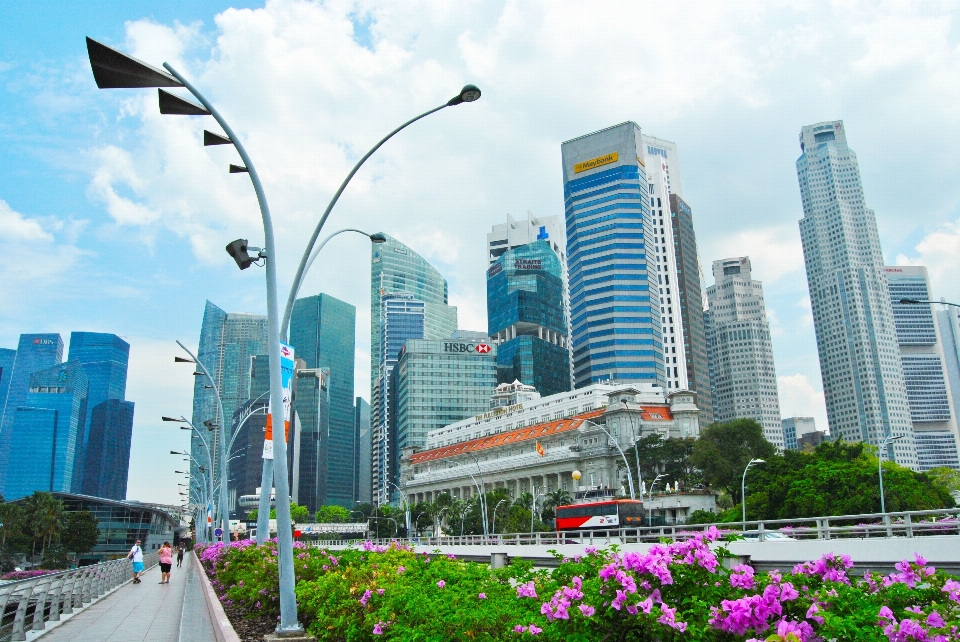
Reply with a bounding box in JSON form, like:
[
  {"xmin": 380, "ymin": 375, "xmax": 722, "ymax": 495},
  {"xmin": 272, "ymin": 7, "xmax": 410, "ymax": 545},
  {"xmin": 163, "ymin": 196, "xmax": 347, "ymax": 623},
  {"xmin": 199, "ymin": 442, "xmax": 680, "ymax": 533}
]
[{"xmin": 5, "ymin": 1, "xmax": 960, "ymax": 503}]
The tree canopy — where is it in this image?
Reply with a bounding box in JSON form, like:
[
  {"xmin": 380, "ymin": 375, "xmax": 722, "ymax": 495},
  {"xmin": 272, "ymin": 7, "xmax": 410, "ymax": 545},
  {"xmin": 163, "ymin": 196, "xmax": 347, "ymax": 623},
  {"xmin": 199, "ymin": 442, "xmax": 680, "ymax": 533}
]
[{"xmin": 690, "ymin": 419, "xmax": 776, "ymax": 502}]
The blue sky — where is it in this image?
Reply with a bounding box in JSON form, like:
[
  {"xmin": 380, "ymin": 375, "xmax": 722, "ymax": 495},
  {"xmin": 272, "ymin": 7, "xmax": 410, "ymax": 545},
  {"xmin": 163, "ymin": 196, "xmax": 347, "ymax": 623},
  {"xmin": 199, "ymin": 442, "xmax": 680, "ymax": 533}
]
[{"xmin": 3, "ymin": 1, "xmax": 960, "ymax": 505}]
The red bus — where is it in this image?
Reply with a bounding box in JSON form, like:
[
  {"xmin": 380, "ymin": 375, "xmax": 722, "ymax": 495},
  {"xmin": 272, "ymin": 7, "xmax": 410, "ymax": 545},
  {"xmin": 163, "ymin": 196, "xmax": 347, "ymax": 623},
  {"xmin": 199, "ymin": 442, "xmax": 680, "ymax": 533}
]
[{"xmin": 555, "ymin": 499, "xmax": 645, "ymax": 531}]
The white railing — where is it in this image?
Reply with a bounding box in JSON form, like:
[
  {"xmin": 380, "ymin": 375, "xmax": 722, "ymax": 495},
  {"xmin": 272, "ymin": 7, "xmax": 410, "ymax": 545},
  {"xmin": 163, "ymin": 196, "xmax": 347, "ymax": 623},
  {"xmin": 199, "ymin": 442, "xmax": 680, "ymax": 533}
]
[
  {"xmin": 0, "ymin": 553, "xmax": 158, "ymax": 642},
  {"xmin": 310, "ymin": 507, "xmax": 960, "ymax": 548}
]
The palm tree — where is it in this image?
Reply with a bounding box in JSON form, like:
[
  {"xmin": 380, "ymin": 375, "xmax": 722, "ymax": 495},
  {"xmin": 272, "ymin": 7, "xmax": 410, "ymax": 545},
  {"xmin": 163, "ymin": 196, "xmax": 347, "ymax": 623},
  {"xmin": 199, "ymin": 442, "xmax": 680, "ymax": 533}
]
[
  {"xmin": 514, "ymin": 492, "xmax": 534, "ymax": 511},
  {"xmin": 22, "ymin": 492, "xmax": 63, "ymax": 558},
  {"xmin": 543, "ymin": 489, "xmax": 573, "ymax": 512}
]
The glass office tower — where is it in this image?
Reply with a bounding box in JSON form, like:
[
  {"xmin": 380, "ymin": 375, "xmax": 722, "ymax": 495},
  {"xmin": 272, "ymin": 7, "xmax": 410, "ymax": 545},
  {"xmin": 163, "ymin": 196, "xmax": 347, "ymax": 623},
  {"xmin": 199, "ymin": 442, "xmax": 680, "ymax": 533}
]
[
  {"xmin": 5, "ymin": 361, "xmax": 88, "ymax": 500},
  {"xmin": 560, "ymin": 122, "xmax": 663, "ymax": 388},
  {"xmin": 354, "ymin": 397, "xmax": 371, "ymax": 504},
  {"xmin": 292, "ymin": 367, "xmax": 330, "ymax": 513},
  {"xmin": 885, "ymin": 266, "xmax": 960, "ymax": 470},
  {"xmin": 290, "ymin": 293, "xmax": 356, "ymax": 508},
  {"xmin": 67, "ymin": 332, "xmax": 132, "ymax": 493},
  {"xmin": 0, "ymin": 333, "xmax": 64, "ymax": 494},
  {"xmin": 82, "ymin": 399, "xmax": 135, "ymax": 499},
  {"xmin": 190, "ymin": 301, "xmax": 269, "ymax": 505},
  {"xmin": 487, "ymin": 240, "xmax": 570, "ymax": 396},
  {"xmin": 0, "ymin": 348, "xmax": 16, "ymax": 421}
]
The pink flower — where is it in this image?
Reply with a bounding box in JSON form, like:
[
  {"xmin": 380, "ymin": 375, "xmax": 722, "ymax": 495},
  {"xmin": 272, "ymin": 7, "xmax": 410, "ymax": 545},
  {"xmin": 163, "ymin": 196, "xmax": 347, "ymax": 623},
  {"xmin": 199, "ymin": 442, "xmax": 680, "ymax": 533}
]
[
  {"xmin": 478, "ymin": 593, "xmax": 486, "ymax": 599},
  {"xmin": 579, "ymin": 604, "xmax": 595, "ymax": 617},
  {"xmin": 372, "ymin": 621, "xmax": 387, "ymax": 635},
  {"xmin": 528, "ymin": 625, "xmax": 542, "ymax": 636},
  {"xmin": 437, "ymin": 580, "xmax": 446, "ymax": 588},
  {"xmin": 397, "ymin": 566, "xmax": 406, "ymax": 574},
  {"xmin": 517, "ymin": 581, "xmax": 538, "ymax": 598},
  {"xmin": 513, "ymin": 625, "xmax": 526, "ymax": 633},
  {"xmin": 927, "ymin": 611, "xmax": 945, "ymax": 628},
  {"xmin": 377, "ymin": 588, "xmax": 385, "ymax": 595},
  {"xmin": 359, "ymin": 589, "xmax": 372, "ymax": 606}
]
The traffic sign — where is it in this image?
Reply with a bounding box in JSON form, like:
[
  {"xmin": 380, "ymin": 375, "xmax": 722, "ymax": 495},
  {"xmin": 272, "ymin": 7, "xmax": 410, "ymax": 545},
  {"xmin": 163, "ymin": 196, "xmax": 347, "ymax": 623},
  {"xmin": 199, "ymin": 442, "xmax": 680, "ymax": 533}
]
[{"xmin": 214, "ymin": 527, "xmax": 223, "ymax": 537}]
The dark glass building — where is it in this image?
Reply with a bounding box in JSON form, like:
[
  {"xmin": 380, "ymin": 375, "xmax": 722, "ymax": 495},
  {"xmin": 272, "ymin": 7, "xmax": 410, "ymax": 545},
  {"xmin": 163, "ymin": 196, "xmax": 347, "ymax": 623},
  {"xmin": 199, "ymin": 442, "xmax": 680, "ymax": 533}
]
[
  {"xmin": 354, "ymin": 397, "xmax": 371, "ymax": 504},
  {"xmin": 668, "ymin": 195, "xmax": 714, "ymax": 424},
  {"xmin": 0, "ymin": 334, "xmax": 64, "ymax": 493},
  {"xmin": 292, "ymin": 367, "xmax": 330, "ymax": 514},
  {"xmin": 5, "ymin": 361, "xmax": 88, "ymax": 500},
  {"xmin": 67, "ymin": 332, "xmax": 133, "ymax": 495},
  {"xmin": 82, "ymin": 399, "xmax": 135, "ymax": 500},
  {"xmin": 290, "ymin": 293, "xmax": 356, "ymax": 509},
  {"xmin": 487, "ymin": 240, "xmax": 571, "ymax": 396}
]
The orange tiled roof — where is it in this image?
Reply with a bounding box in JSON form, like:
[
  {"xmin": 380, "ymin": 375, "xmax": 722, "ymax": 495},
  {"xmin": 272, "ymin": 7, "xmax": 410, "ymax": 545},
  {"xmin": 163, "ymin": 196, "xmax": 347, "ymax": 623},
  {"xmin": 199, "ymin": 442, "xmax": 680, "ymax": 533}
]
[
  {"xmin": 640, "ymin": 406, "xmax": 673, "ymax": 421},
  {"xmin": 410, "ymin": 408, "xmax": 606, "ymax": 464}
]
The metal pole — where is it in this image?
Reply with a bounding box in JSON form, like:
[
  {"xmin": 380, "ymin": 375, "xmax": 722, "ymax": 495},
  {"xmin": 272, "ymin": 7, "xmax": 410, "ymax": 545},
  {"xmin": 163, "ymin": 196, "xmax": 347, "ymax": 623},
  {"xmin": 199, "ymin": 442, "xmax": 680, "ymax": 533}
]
[
  {"xmin": 491, "ymin": 499, "xmax": 506, "ymax": 535},
  {"xmin": 164, "ymin": 63, "xmax": 302, "ymax": 634},
  {"xmin": 741, "ymin": 459, "xmax": 764, "ymax": 525},
  {"xmin": 176, "ymin": 341, "xmax": 228, "ymax": 540},
  {"xmin": 469, "ymin": 454, "xmax": 489, "ymax": 537},
  {"xmin": 621, "ymin": 403, "xmax": 644, "ymax": 502},
  {"xmin": 879, "ymin": 437, "xmax": 888, "ymax": 515},
  {"xmin": 280, "ymin": 104, "xmax": 450, "ymax": 340},
  {"xmin": 465, "ymin": 470, "xmax": 488, "ymax": 537},
  {"xmin": 291, "ymin": 228, "xmax": 377, "ymax": 307},
  {"xmin": 582, "ymin": 419, "xmax": 635, "ymax": 499}
]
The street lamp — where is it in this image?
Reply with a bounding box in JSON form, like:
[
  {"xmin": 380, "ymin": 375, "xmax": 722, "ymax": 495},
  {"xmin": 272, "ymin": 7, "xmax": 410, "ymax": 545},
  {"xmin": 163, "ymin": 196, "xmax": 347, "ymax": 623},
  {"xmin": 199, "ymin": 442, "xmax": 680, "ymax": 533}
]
[
  {"xmin": 467, "ymin": 453, "xmax": 490, "ymax": 537},
  {"xmin": 741, "ymin": 459, "xmax": 765, "ymax": 525},
  {"xmin": 282, "ymin": 85, "xmax": 482, "ymax": 342},
  {"xmin": 899, "ymin": 298, "xmax": 960, "ymax": 309},
  {"xmin": 620, "ymin": 397, "xmax": 644, "ymax": 502},
  {"xmin": 647, "ymin": 473, "xmax": 667, "ymax": 527},
  {"xmin": 86, "ymin": 37, "xmax": 302, "ymax": 634},
  {"xmin": 879, "ymin": 435, "xmax": 904, "ymax": 515},
  {"xmin": 491, "ymin": 499, "xmax": 507, "ymax": 535},
  {"xmin": 581, "ymin": 419, "xmax": 636, "ymax": 499},
  {"xmin": 164, "ymin": 415, "xmax": 215, "ymax": 542}
]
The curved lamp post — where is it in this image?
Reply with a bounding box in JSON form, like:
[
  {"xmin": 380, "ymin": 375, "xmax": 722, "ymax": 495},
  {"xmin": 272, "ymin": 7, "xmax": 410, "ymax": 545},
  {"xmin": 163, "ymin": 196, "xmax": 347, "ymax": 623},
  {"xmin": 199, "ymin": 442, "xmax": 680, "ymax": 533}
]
[
  {"xmin": 741, "ymin": 458, "xmax": 765, "ymax": 525},
  {"xmin": 280, "ymin": 84, "xmax": 482, "ymax": 341},
  {"xmin": 491, "ymin": 499, "xmax": 507, "ymax": 535},
  {"xmin": 87, "ymin": 38, "xmax": 301, "ymax": 634},
  {"xmin": 619, "ymin": 397, "xmax": 644, "ymax": 503},
  {"xmin": 163, "ymin": 415, "xmax": 215, "ymax": 541},
  {"xmin": 879, "ymin": 434, "xmax": 904, "ymax": 515},
  {"xmin": 647, "ymin": 473, "xmax": 667, "ymax": 526},
  {"xmin": 581, "ymin": 419, "xmax": 636, "ymax": 499}
]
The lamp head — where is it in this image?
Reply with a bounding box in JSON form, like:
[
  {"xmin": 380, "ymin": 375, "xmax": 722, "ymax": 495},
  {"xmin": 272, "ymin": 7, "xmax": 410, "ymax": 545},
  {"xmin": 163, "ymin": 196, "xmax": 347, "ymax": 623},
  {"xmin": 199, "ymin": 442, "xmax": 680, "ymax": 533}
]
[
  {"xmin": 447, "ymin": 84, "xmax": 482, "ymax": 106},
  {"xmin": 572, "ymin": 470, "xmax": 582, "ymax": 481},
  {"xmin": 225, "ymin": 239, "xmax": 255, "ymax": 270},
  {"xmin": 174, "ymin": 356, "xmax": 194, "ymax": 363},
  {"xmin": 753, "ymin": 459, "xmax": 766, "ymax": 464},
  {"xmin": 899, "ymin": 298, "xmax": 922, "ymax": 305},
  {"xmin": 369, "ymin": 232, "xmax": 388, "ymax": 244}
]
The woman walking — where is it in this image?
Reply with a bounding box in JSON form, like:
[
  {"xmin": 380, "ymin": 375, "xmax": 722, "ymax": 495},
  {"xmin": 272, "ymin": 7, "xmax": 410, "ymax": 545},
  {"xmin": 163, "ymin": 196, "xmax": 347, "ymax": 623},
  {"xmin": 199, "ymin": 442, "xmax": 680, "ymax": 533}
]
[
  {"xmin": 176, "ymin": 543, "xmax": 185, "ymax": 568},
  {"xmin": 127, "ymin": 539, "xmax": 144, "ymax": 584},
  {"xmin": 158, "ymin": 542, "xmax": 173, "ymax": 584}
]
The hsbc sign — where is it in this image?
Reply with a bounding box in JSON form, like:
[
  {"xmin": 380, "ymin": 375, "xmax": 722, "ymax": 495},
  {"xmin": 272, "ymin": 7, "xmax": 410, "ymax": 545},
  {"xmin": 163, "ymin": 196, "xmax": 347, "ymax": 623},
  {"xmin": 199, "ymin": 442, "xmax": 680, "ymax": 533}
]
[{"xmin": 443, "ymin": 342, "xmax": 492, "ymax": 354}]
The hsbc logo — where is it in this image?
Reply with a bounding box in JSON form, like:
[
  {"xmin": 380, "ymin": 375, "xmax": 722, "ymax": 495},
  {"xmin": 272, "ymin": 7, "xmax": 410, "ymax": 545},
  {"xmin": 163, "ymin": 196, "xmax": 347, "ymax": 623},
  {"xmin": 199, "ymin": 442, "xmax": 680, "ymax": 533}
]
[{"xmin": 443, "ymin": 342, "xmax": 492, "ymax": 354}]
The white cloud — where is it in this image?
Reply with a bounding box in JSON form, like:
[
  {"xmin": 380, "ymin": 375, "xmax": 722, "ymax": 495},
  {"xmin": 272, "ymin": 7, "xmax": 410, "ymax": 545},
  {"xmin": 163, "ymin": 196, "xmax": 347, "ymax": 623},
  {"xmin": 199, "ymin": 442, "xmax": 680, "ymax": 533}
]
[
  {"xmin": 701, "ymin": 225, "xmax": 805, "ymax": 285},
  {"xmin": 0, "ymin": 200, "xmax": 53, "ymax": 241},
  {"xmin": 777, "ymin": 373, "xmax": 829, "ymax": 436},
  {"xmin": 896, "ymin": 219, "xmax": 960, "ymax": 304}
]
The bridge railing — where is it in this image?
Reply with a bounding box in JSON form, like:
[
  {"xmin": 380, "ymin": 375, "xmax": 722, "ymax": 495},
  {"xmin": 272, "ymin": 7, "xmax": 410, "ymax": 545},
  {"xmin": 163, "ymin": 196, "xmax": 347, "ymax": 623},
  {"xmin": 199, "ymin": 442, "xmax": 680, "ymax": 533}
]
[
  {"xmin": 0, "ymin": 553, "xmax": 158, "ymax": 642},
  {"xmin": 310, "ymin": 507, "xmax": 960, "ymax": 548}
]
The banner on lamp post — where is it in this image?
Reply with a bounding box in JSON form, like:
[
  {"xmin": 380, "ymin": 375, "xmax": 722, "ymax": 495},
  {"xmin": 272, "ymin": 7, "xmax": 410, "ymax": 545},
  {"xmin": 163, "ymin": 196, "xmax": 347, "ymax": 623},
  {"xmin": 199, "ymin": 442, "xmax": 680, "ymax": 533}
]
[{"xmin": 262, "ymin": 342, "xmax": 295, "ymax": 459}]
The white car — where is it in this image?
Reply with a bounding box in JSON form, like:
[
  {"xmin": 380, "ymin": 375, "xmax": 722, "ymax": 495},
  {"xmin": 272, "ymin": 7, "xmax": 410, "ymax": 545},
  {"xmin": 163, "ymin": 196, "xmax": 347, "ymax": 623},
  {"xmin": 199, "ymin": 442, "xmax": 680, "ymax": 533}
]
[{"xmin": 741, "ymin": 531, "xmax": 795, "ymax": 541}]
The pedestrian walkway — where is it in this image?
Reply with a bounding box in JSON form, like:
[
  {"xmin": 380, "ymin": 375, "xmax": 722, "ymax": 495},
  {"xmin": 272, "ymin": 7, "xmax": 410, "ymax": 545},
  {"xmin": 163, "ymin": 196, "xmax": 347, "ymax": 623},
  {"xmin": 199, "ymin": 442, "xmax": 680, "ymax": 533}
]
[{"xmin": 35, "ymin": 554, "xmax": 215, "ymax": 642}]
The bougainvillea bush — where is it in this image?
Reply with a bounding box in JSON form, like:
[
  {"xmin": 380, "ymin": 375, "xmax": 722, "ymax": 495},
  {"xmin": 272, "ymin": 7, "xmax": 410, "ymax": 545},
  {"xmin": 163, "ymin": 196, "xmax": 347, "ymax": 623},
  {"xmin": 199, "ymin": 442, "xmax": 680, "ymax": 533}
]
[{"xmin": 196, "ymin": 529, "xmax": 960, "ymax": 641}]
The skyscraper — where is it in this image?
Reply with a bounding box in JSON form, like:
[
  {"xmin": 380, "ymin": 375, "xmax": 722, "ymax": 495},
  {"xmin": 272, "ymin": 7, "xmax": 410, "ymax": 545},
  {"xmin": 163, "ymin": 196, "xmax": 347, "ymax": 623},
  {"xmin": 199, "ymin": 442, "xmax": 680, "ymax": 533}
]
[
  {"xmin": 0, "ymin": 349, "xmax": 16, "ymax": 421},
  {"xmin": 5, "ymin": 361, "xmax": 88, "ymax": 499},
  {"xmin": 885, "ymin": 267, "xmax": 960, "ymax": 470},
  {"xmin": 370, "ymin": 236, "xmax": 457, "ymax": 506},
  {"xmin": 290, "ymin": 293, "xmax": 356, "ymax": 508},
  {"xmin": 782, "ymin": 417, "xmax": 817, "ymax": 451},
  {"xmin": 291, "ymin": 366, "xmax": 330, "ymax": 513},
  {"xmin": 354, "ymin": 397, "xmax": 371, "ymax": 505},
  {"xmin": 561, "ymin": 122, "xmax": 663, "ymax": 388},
  {"xmin": 190, "ymin": 301, "xmax": 269, "ymax": 505},
  {"xmin": 706, "ymin": 257, "xmax": 783, "ymax": 447},
  {"xmin": 797, "ymin": 121, "xmax": 917, "ymax": 468},
  {"xmin": 487, "ymin": 240, "xmax": 571, "ymax": 396},
  {"xmin": 66, "ymin": 332, "xmax": 131, "ymax": 493},
  {"xmin": 81, "ymin": 398, "xmax": 135, "ymax": 499},
  {"xmin": 0, "ymin": 334, "xmax": 64, "ymax": 493},
  {"xmin": 487, "ymin": 211, "xmax": 565, "ymax": 266}
]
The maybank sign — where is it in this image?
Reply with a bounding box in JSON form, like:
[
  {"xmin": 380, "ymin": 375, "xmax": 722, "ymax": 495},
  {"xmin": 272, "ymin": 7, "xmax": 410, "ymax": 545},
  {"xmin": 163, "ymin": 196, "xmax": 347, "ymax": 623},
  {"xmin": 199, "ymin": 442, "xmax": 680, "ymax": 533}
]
[{"xmin": 574, "ymin": 152, "xmax": 618, "ymax": 174}]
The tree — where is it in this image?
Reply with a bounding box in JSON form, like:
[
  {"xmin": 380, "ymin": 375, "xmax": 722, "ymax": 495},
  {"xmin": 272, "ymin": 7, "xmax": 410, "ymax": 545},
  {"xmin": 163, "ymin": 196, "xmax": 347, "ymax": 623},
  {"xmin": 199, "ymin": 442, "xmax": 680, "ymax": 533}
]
[
  {"xmin": 541, "ymin": 489, "xmax": 573, "ymax": 522},
  {"xmin": 927, "ymin": 467, "xmax": 960, "ymax": 505},
  {"xmin": 62, "ymin": 511, "xmax": 99, "ymax": 560},
  {"xmin": 315, "ymin": 505, "xmax": 350, "ymax": 523},
  {"xmin": 289, "ymin": 503, "xmax": 309, "ymax": 524},
  {"xmin": 21, "ymin": 492, "xmax": 64, "ymax": 557},
  {"xmin": 691, "ymin": 419, "xmax": 776, "ymax": 502}
]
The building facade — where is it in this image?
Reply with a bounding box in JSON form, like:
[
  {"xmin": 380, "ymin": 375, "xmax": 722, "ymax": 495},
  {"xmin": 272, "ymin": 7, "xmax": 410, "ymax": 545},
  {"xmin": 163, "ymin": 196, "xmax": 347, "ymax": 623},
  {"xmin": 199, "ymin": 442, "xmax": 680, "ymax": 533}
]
[
  {"xmin": 0, "ymin": 334, "xmax": 64, "ymax": 493},
  {"xmin": 487, "ymin": 240, "xmax": 571, "ymax": 396},
  {"xmin": 355, "ymin": 397, "xmax": 371, "ymax": 504},
  {"xmin": 706, "ymin": 257, "xmax": 783, "ymax": 448},
  {"xmin": 937, "ymin": 307, "xmax": 960, "ymax": 466},
  {"xmin": 290, "ymin": 293, "xmax": 356, "ymax": 508},
  {"xmin": 797, "ymin": 121, "xmax": 917, "ymax": 468},
  {"xmin": 190, "ymin": 301, "xmax": 269, "ymax": 505},
  {"xmin": 782, "ymin": 417, "xmax": 817, "ymax": 451},
  {"xmin": 388, "ymin": 337, "xmax": 497, "ymax": 503},
  {"xmin": 487, "ymin": 211, "xmax": 565, "ymax": 266},
  {"xmin": 400, "ymin": 385, "xmax": 700, "ymax": 509},
  {"xmin": 292, "ymin": 366, "xmax": 330, "ymax": 513},
  {"xmin": 67, "ymin": 332, "xmax": 134, "ymax": 499},
  {"xmin": 886, "ymin": 267, "xmax": 960, "ymax": 470},
  {"xmin": 5, "ymin": 361, "xmax": 88, "ymax": 499},
  {"xmin": 561, "ymin": 122, "xmax": 663, "ymax": 388}
]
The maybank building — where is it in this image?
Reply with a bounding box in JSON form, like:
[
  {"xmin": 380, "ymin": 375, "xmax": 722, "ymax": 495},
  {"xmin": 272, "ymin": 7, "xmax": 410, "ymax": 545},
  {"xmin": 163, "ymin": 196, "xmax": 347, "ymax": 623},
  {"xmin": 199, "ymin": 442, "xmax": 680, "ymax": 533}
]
[{"xmin": 561, "ymin": 122, "xmax": 664, "ymax": 388}]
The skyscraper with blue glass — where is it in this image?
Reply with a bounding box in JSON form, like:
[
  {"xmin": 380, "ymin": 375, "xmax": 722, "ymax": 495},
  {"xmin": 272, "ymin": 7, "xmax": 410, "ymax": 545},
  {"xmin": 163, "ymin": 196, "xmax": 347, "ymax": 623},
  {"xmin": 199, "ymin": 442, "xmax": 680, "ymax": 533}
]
[
  {"xmin": 5, "ymin": 361, "xmax": 88, "ymax": 500},
  {"xmin": 561, "ymin": 122, "xmax": 663, "ymax": 388},
  {"xmin": 487, "ymin": 240, "xmax": 571, "ymax": 396},
  {"xmin": 82, "ymin": 399, "xmax": 135, "ymax": 499},
  {"xmin": 0, "ymin": 334, "xmax": 64, "ymax": 494},
  {"xmin": 67, "ymin": 332, "xmax": 132, "ymax": 495},
  {"xmin": 290, "ymin": 293, "xmax": 356, "ymax": 508}
]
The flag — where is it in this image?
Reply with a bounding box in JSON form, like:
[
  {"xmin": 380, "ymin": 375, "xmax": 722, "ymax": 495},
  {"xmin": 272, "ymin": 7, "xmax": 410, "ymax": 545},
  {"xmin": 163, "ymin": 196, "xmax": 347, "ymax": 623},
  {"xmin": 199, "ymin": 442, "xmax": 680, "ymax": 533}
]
[{"xmin": 536, "ymin": 441, "xmax": 545, "ymax": 457}]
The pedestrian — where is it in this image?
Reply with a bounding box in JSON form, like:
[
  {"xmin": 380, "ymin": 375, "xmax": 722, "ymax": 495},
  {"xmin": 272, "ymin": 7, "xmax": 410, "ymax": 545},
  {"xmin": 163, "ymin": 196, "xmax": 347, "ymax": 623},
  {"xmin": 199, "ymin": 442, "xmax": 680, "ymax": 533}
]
[
  {"xmin": 158, "ymin": 542, "xmax": 173, "ymax": 584},
  {"xmin": 176, "ymin": 543, "xmax": 185, "ymax": 568},
  {"xmin": 127, "ymin": 539, "xmax": 144, "ymax": 584}
]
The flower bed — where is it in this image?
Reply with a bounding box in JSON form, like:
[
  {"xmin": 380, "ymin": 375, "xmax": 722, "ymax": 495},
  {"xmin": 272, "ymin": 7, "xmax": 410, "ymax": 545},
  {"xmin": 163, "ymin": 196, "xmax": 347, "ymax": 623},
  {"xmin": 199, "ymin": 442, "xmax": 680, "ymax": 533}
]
[
  {"xmin": 196, "ymin": 530, "xmax": 960, "ymax": 641},
  {"xmin": 0, "ymin": 569, "xmax": 61, "ymax": 581}
]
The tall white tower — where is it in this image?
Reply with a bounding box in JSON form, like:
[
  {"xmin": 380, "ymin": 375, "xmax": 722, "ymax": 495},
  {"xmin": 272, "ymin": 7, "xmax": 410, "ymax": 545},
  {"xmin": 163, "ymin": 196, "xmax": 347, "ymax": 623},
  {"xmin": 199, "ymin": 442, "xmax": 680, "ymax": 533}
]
[
  {"xmin": 706, "ymin": 257, "xmax": 783, "ymax": 447},
  {"xmin": 796, "ymin": 121, "xmax": 918, "ymax": 468}
]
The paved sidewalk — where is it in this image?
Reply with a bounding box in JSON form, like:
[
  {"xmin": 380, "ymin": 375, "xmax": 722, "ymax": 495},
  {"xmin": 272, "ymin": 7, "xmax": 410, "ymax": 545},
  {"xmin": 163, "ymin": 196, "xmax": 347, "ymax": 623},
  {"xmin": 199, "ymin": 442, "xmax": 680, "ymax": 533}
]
[{"xmin": 37, "ymin": 554, "xmax": 215, "ymax": 642}]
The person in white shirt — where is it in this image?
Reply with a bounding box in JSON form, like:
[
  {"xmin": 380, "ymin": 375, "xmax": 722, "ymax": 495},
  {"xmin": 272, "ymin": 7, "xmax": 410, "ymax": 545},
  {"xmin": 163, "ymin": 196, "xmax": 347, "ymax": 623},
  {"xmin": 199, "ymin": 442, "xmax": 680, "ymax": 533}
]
[{"xmin": 127, "ymin": 539, "xmax": 144, "ymax": 584}]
